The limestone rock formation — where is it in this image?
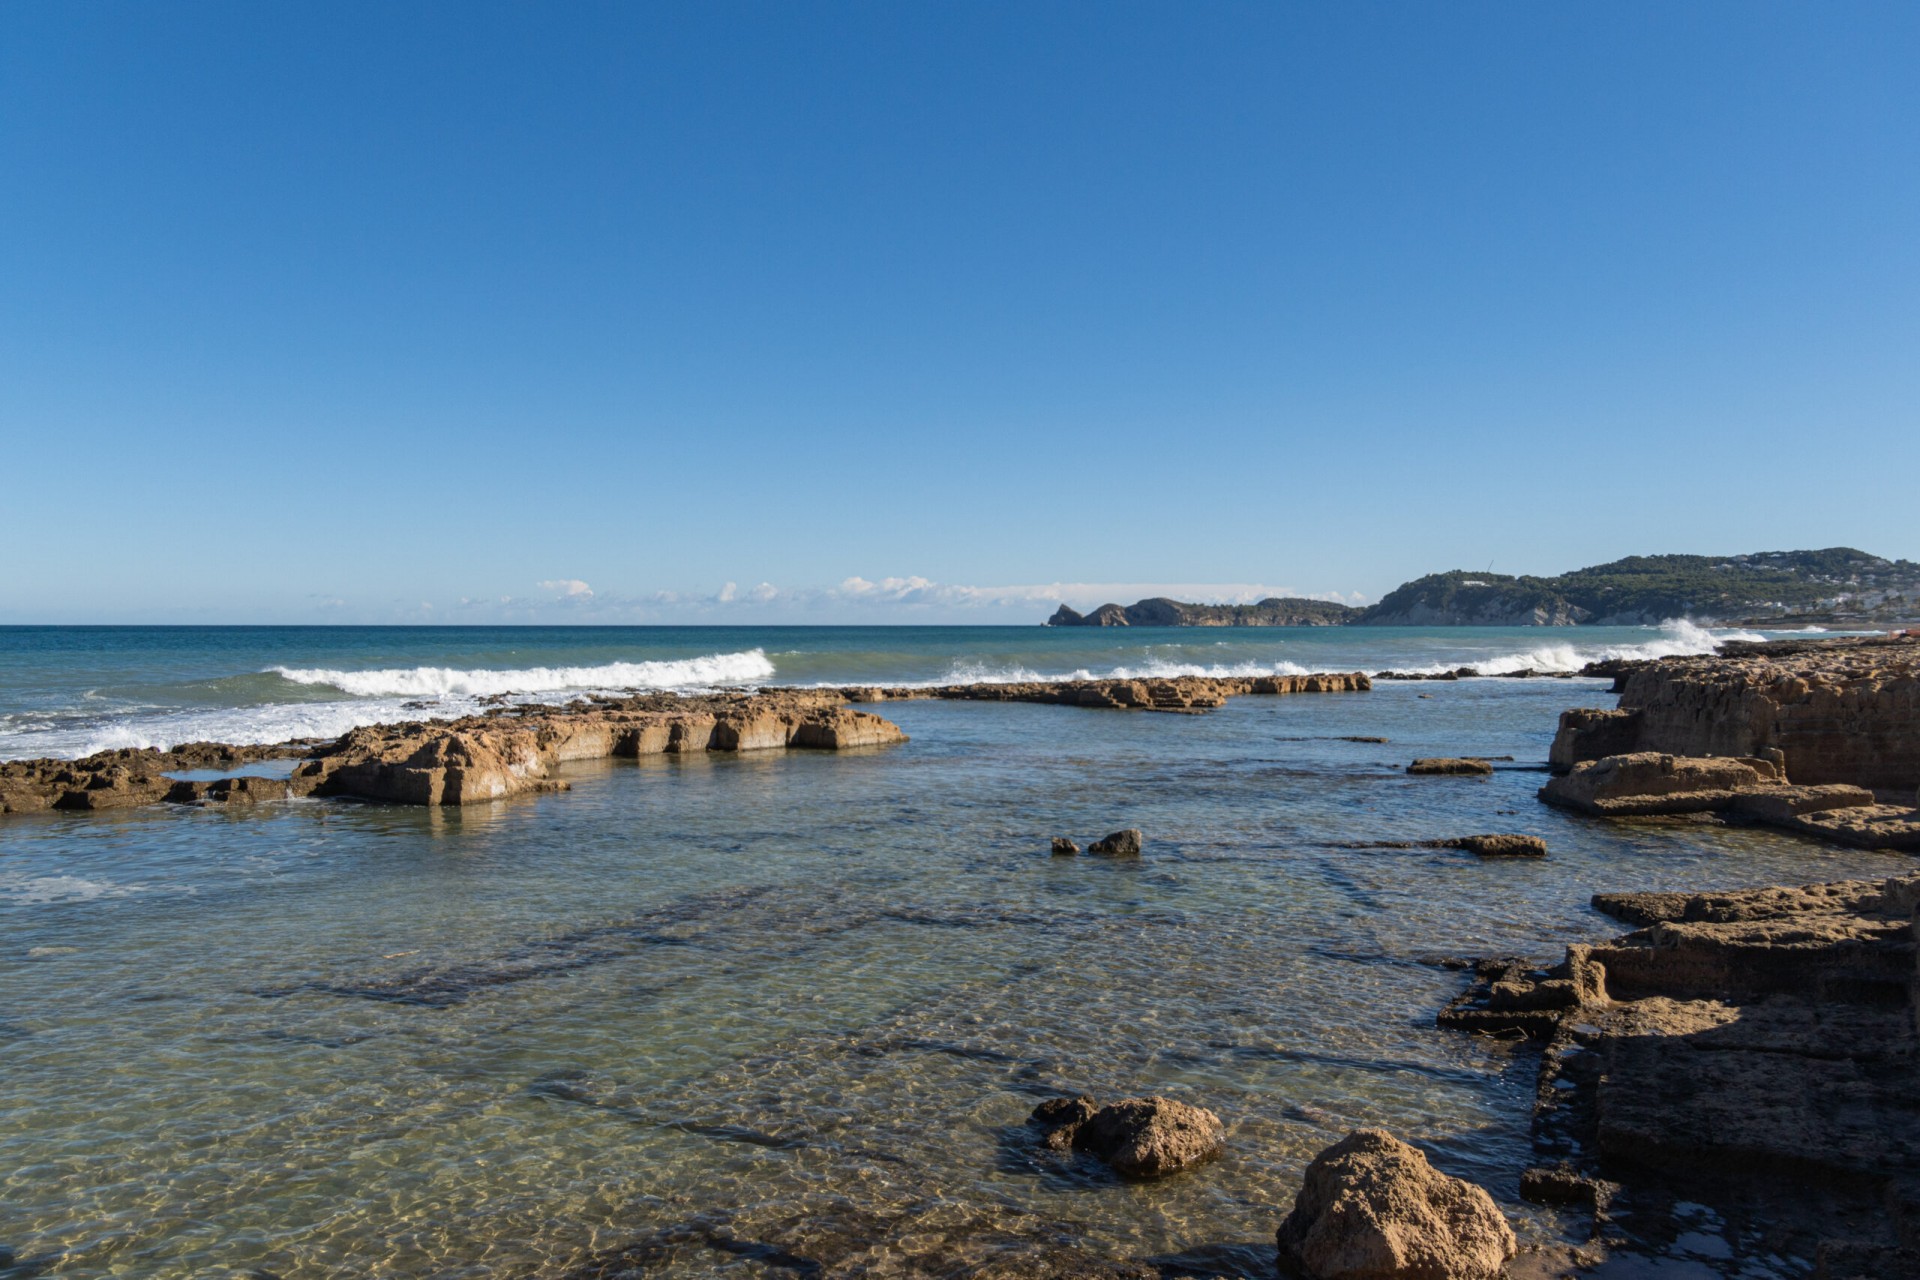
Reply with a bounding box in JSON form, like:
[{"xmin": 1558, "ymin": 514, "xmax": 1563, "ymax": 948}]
[
  {"xmin": 1548, "ymin": 634, "xmax": 1920, "ymax": 789},
  {"xmin": 814, "ymin": 672, "xmax": 1371, "ymax": 713},
  {"xmin": 1540, "ymin": 750, "xmax": 1920, "ymax": 849},
  {"xmin": 0, "ymin": 693, "xmax": 906, "ymax": 815},
  {"xmin": 1275, "ymin": 1128, "xmax": 1517, "ymax": 1280},
  {"xmin": 1443, "ymin": 872, "xmax": 1920, "ymax": 1274},
  {"xmin": 1029, "ymin": 1095, "xmax": 1225, "ymax": 1179}
]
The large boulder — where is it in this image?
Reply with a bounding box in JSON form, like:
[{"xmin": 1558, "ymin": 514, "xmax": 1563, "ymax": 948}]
[
  {"xmin": 1030, "ymin": 1095, "xmax": 1224, "ymax": 1179},
  {"xmin": 1276, "ymin": 1129, "xmax": 1516, "ymax": 1280}
]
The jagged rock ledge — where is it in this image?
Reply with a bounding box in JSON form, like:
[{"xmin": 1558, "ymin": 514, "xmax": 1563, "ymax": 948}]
[
  {"xmin": 0, "ymin": 691, "xmax": 906, "ymax": 815},
  {"xmin": 796, "ymin": 671, "xmax": 1370, "ymax": 713},
  {"xmin": 1543, "ymin": 635, "xmax": 1920, "ymax": 851},
  {"xmin": 1438, "ymin": 871, "xmax": 1920, "ymax": 1275},
  {"xmin": 1552, "ymin": 634, "xmax": 1920, "ymax": 790}
]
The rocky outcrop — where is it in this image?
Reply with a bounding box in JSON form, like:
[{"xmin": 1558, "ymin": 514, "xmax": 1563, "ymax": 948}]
[
  {"xmin": 1442, "ymin": 873, "xmax": 1920, "ymax": 1275},
  {"xmin": 1549, "ymin": 635, "xmax": 1920, "ymax": 790},
  {"xmin": 1030, "ymin": 1095, "xmax": 1225, "ymax": 1179},
  {"xmin": 1540, "ymin": 751, "xmax": 1920, "ymax": 849},
  {"xmin": 1046, "ymin": 597, "xmax": 1362, "ymax": 627},
  {"xmin": 0, "ymin": 693, "xmax": 906, "ymax": 815},
  {"xmin": 1050, "ymin": 837, "xmax": 1081, "ymax": 856},
  {"xmin": 1275, "ymin": 1129, "xmax": 1517, "ymax": 1280},
  {"xmin": 824, "ymin": 672, "xmax": 1370, "ymax": 713},
  {"xmin": 1406, "ymin": 758, "xmax": 1493, "ymax": 776}
]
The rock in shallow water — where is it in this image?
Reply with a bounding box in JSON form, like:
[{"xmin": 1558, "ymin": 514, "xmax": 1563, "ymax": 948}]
[
  {"xmin": 1050, "ymin": 837, "xmax": 1081, "ymax": 856},
  {"xmin": 1029, "ymin": 1095, "xmax": 1224, "ymax": 1178},
  {"xmin": 1276, "ymin": 1128, "xmax": 1516, "ymax": 1280},
  {"xmin": 1406, "ymin": 758, "xmax": 1493, "ymax": 776},
  {"xmin": 1086, "ymin": 829, "xmax": 1143, "ymax": 857}
]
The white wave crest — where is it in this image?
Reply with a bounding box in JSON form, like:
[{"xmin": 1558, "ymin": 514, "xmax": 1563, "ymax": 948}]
[
  {"xmin": 269, "ymin": 650, "xmax": 777, "ymax": 698},
  {"xmin": 1385, "ymin": 619, "xmax": 1759, "ymax": 678}
]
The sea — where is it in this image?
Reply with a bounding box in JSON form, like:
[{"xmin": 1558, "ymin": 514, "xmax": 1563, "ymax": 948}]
[{"xmin": 0, "ymin": 623, "xmax": 1902, "ymax": 1279}]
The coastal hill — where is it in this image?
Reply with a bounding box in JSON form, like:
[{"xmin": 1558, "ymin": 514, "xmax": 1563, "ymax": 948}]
[
  {"xmin": 1047, "ymin": 548, "xmax": 1920, "ymax": 627},
  {"xmin": 1046, "ymin": 597, "xmax": 1362, "ymax": 628}
]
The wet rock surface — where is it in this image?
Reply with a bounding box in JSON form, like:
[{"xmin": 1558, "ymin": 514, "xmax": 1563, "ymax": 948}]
[
  {"xmin": 0, "ymin": 692, "xmax": 907, "ymax": 814},
  {"xmin": 1028, "ymin": 1095, "xmax": 1225, "ymax": 1179},
  {"xmin": 1442, "ymin": 871, "xmax": 1920, "ymax": 1272},
  {"xmin": 815, "ymin": 672, "xmax": 1370, "ymax": 713},
  {"xmin": 1274, "ymin": 1128, "xmax": 1516, "ymax": 1280},
  {"xmin": 1541, "ymin": 750, "xmax": 1920, "ymax": 849},
  {"xmin": 1406, "ymin": 758, "xmax": 1493, "ymax": 776},
  {"xmin": 1085, "ymin": 829, "xmax": 1143, "ymax": 857}
]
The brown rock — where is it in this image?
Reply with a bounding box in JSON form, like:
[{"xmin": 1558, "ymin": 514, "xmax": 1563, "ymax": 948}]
[
  {"xmin": 1449, "ymin": 834, "xmax": 1546, "ymax": 858},
  {"xmin": 1275, "ymin": 1128, "xmax": 1517, "ymax": 1280},
  {"xmin": 1086, "ymin": 829, "xmax": 1143, "ymax": 857},
  {"xmin": 1407, "ymin": 758, "xmax": 1493, "ymax": 776},
  {"xmin": 1549, "ymin": 635, "xmax": 1920, "ymax": 789},
  {"xmin": 1029, "ymin": 1095, "xmax": 1224, "ymax": 1178},
  {"xmin": 1050, "ymin": 837, "xmax": 1081, "ymax": 856}
]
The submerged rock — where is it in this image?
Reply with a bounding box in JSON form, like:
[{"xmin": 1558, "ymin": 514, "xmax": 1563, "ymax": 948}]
[
  {"xmin": 1029, "ymin": 1095, "xmax": 1224, "ymax": 1179},
  {"xmin": 1407, "ymin": 758, "xmax": 1494, "ymax": 776},
  {"xmin": 1275, "ymin": 1128, "xmax": 1516, "ymax": 1280},
  {"xmin": 1448, "ymin": 834, "xmax": 1546, "ymax": 858},
  {"xmin": 1086, "ymin": 829, "xmax": 1143, "ymax": 857}
]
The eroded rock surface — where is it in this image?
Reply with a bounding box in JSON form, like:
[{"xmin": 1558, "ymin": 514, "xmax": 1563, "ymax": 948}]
[
  {"xmin": 1407, "ymin": 758, "xmax": 1493, "ymax": 776},
  {"xmin": 0, "ymin": 692, "xmax": 906, "ymax": 814},
  {"xmin": 1442, "ymin": 871, "xmax": 1920, "ymax": 1273},
  {"xmin": 1274, "ymin": 1128, "xmax": 1516, "ymax": 1280},
  {"xmin": 1551, "ymin": 634, "xmax": 1920, "ymax": 790},
  {"xmin": 1086, "ymin": 829, "xmax": 1143, "ymax": 857},
  {"xmin": 1029, "ymin": 1095, "xmax": 1224, "ymax": 1179},
  {"xmin": 1540, "ymin": 751, "xmax": 1920, "ymax": 849},
  {"xmin": 819, "ymin": 672, "xmax": 1370, "ymax": 713}
]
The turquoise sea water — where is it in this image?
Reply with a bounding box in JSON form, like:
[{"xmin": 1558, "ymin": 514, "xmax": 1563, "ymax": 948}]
[{"xmin": 0, "ymin": 626, "xmax": 1902, "ymax": 1278}]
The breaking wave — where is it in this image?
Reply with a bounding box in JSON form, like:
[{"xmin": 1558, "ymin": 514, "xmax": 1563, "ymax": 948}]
[
  {"xmin": 268, "ymin": 650, "xmax": 777, "ymax": 698},
  {"xmin": 1387, "ymin": 619, "xmax": 1764, "ymax": 677}
]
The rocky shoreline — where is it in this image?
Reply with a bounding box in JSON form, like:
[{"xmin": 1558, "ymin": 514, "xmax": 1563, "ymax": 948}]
[
  {"xmin": 0, "ymin": 673, "xmax": 1369, "ymax": 816},
  {"xmin": 13, "ymin": 636, "xmax": 1920, "ymax": 1276}
]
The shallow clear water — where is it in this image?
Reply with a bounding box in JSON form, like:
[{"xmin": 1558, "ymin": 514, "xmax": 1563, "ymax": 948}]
[{"xmin": 2, "ymin": 675, "xmax": 1905, "ymax": 1278}]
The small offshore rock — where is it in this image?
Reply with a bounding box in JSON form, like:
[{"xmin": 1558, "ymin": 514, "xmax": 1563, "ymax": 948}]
[
  {"xmin": 1518, "ymin": 1165, "xmax": 1614, "ymax": 1211},
  {"xmin": 1086, "ymin": 828, "xmax": 1143, "ymax": 857},
  {"xmin": 1030, "ymin": 1095, "xmax": 1224, "ymax": 1178},
  {"xmin": 1276, "ymin": 1128, "xmax": 1517, "ymax": 1280},
  {"xmin": 1453, "ymin": 834, "xmax": 1547, "ymax": 858},
  {"xmin": 1051, "ymin": 837, "xmax": 1081, "ymax": 856},
  {"xmin": 1408, "ymin": 758, "xmax": 1494, "ymax": 776}
]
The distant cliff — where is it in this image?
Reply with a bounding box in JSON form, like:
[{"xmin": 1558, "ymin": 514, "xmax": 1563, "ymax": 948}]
[
  {"xmin": 1046, "ymin": 597, "xmax": 1362, "ymax": 627},
  {"xmin": 1044, "ymin": 549, "xmax": 1920, "ymax": 628},
  {"xmin": 1358, "ymin": 549, "xmax": 1920, "ymax": 626}
]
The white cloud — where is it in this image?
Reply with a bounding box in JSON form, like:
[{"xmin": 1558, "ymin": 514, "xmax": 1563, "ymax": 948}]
[{"xmin": 537, "ymin": 579, "xmax": 594, "ymax": 599}]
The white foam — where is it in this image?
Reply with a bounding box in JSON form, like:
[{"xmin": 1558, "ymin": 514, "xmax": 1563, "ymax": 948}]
[
  {"xmin": 269, "ymin": 650, "xmax": 776, "ymax": 698},
  {"xmin": 1381, "ymin": 619, "xmax": 1760, "ymax": 678}
]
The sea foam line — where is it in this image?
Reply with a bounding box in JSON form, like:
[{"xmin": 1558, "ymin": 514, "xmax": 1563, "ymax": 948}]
[
  {"xmin": 1381, "ymin": 619, "xmax": 1763, "ymax": 677},
  {"xmin": 268, "ymin": 650, "xmax": 777, "ymax": 698}
]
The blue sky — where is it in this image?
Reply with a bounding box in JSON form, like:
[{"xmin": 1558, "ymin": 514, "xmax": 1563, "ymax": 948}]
[{"xmin": 3, "ymin": 2, "xmax": 1916, "ymax": 624}]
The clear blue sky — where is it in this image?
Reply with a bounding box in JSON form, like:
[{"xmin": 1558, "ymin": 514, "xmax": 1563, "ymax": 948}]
[{"xmin": 3, "ymin": 2, "xmax": 1916, "ymax": 623}]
